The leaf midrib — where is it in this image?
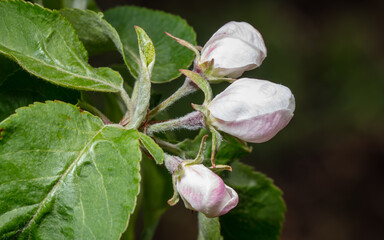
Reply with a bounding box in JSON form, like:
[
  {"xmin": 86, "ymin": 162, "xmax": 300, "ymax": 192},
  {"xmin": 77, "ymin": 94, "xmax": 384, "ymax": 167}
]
[{"xmin": 17, "ymin": 125, "xmax": 106, "ymax": 237}]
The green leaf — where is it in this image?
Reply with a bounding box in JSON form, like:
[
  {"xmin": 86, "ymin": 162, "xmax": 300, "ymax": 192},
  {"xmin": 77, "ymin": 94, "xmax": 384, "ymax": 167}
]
[
  {"xmin": 0, "ymin": 70, "xmax": 80, "ymax": 122},
  {"xmin": 141, "ymin": 156, "xmax": 172, "ymax": 240},
  {"xmin": 198, "ymin": 213, "xmax": 223, "ymax": 240},
  {"xmin": 0, "ymin": 0, "xmax": 123, "ymax": 92},
  {"xmin": 220, "ymin": 161, "xmax": 286, "ymax": 240},
  {"xmin": 139, "ymin": 133, "xmax": 164, "ymax": 165},
  {"xmin": 104, "ymin": 6, "xmax": 196, "ymax": 83},
  {"xmin": 59, "ymin": 8, "xmax": 137, "ymax": 78},
  {"xmin": 0, "ymin": 101, "xmax": 141, "ymax": 239}
]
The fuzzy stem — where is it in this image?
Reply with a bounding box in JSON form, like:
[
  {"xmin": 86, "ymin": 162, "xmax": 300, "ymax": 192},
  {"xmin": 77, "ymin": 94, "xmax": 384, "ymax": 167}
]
[
  {"xmin": 146, "ymin": 111, "xmax": 205, "ymax": 135},
  {"xmin": 154, "ymin": 138, "xmax": 185, "ymax": 157},
  {"xmin": 120, "ymin": 89, "xmax": 134, "ymax": 126},
  {"xmin": 78, "ymin": 101, "xmax": 112, "ymax": 124},
  {"xmin": 148, "ymin": 78, "xmax": 197, "ymax": 120},
  {"xmin": 164, "ymin": 153, "xmax": 183, "ymax": 174}
]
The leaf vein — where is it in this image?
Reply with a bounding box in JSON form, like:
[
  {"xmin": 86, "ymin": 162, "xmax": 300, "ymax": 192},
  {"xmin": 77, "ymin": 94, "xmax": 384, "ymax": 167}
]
[{"xmin": 17, "ymin": 125, "xmax": 106, "ymax": 237}]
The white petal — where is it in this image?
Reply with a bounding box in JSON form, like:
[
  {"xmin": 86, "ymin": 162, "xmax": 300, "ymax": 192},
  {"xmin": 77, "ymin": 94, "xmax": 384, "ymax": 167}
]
[
  {"xmin": 200, "ymin": 21, "xmax": 267, "ymax": 78},
  {"xmin": 209, "ymin": 78, "xmax": 295, "ymax": 121}
]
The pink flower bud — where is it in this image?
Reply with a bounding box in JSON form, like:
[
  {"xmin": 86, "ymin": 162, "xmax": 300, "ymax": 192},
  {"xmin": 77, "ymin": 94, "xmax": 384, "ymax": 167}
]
[
  {"xmin": 176, "ymin": 163, "xmax": 238, "ymax": 218},
  {"xmin": 200, "ymin": 21, "xmax": 267, "ymax": 78},
  {"xmin": 207, "ymin": 78, "xmax": 295, "ymax": 143}
]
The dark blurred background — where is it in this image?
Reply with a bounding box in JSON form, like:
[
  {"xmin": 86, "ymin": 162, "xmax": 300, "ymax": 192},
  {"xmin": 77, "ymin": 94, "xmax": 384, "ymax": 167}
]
[{"xmin": 96, "ymin": 1, "xmax": 384, "ymax": 239}]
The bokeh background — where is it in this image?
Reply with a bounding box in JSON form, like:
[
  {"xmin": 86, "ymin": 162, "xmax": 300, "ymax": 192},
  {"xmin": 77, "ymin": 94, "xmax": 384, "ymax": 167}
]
[{"xmin": 95, "ymin": 0, "xmax": 384, "ymax": 239}]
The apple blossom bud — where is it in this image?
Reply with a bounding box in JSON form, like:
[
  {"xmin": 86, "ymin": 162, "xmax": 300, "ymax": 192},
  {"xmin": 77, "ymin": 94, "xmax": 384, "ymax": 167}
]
[
  {"xmin": 200, "ymin": 21, "xmax": 267, "ymax": 78},
  {"xmin": 177, "ymin": 163, "xmax": 238, "ymax": 218},
  {"xmin": 207, "ymin": 78, "xmax": 295, "ymax": 143}
]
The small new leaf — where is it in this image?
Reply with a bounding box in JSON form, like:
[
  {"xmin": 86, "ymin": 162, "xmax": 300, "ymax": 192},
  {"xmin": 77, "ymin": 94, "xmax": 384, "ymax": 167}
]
[
  {"xmin": 126, "ymin": 27, "xmax": 154, "ymax": 129},
  {"xmin": 135, "ymin": 26, "xmax": 156, "ymax": 72},
  {"xmin": 139, "ymin": 132, "xmax": 164, "ymax": 165}
]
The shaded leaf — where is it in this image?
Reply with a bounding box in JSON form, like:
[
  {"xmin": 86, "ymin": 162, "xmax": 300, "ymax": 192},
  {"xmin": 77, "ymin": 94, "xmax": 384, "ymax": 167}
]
[
  {"xmin": 104, "ymin": 6, "xmax": 196, "ymax": 83},
  {"xmin": 30, "ymin": 0, "xmax": 99, "ymax": 11},
  {"xmin": 220, "ymin": 161, "xmax": 286, "ymax": 240},
  {"xmin": 0, "ymin": 0, "xmax": 123, "ymax": 92},
  {"xmin": 0, "ymin": 101, "xmax": 141, "ymax": 239},
  {"xmin": 141, "ymin": 156, "xmax": 172, "ymax": 240},
  {"xmin": 139, "ymin": 133, "xmax": 164, "ymax": 165},
  {"xmin": 0, "ymin": 55, "xmax": 18, "ymax": 85},
  {"xmin": 0, "ymin": 70, "xmax": 80, "ymax": 121}
]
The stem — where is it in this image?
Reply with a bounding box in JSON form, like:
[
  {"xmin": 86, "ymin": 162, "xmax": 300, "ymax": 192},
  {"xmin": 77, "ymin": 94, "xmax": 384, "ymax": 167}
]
[
  {"xmin": 146, "ymin": 111, "xmax": 205, "ymax": 135},
  {"xmin": 155, "ymin": 138, "xmax": 185, "ymax": 157},
  {"xmin": 148, "ymin": 78, "xmax": 198, "ymax": 120},
  {"xmin": 78, "ymin": 101, "xmax": 112, "ymax": 124},
  {"xmin": 120, "ymin": 89, "xmax": 134, "ymax": 126}
]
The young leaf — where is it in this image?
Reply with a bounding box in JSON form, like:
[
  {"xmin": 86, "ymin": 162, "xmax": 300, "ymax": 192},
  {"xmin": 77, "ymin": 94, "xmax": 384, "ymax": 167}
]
[
  {"xmin": 104, "ymin": 6, "xmax": 196, "ymax": 83},
  {"xmin": 0, "ymin": 70, "xmax": 80, "ymax": 122},
  {"xmin": 220, "ymin": 161, "xmax": 286, "ymax": 240},
  {"xmin": 198, "ymin": 213, "xmax": 223, "ymax": 240},
  {"xmin": 139, "ymin": 132, "xmax": 164, "ymax": 165},
  {"xmin": 0, "ymin": 101, "xmax": 141, "ymax": 239},
  {"xmin": 0, "ymin": 0, "xmax": 123, "ymax": 92},
  {"xmin": 59, "ymin": 8, "xmax": 139, "ymax": 77},
  {"xmin": 135, "ymin": 26, "xmax": 156, "ymax": 72},
  {"xmin": 126, "ymin": 27, "xmax": 154, "ymax": 129}
]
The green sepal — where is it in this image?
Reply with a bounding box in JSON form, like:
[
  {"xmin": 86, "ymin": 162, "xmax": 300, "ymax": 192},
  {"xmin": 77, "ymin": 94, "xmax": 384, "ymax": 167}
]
[
  {"xmin": 180, "ymin": 69, "xmax": 212, "ymax": 104},
  {"xmin": 209, "ymin": 164, "xmax": 233, "ymax": 173},
  {"xmin": 167, "ymin": 172, "xmax": 182, "ymax": 206},
  {"xmin": 210, "ymin": 127, "xmax": 223, "ymax": 167},
  {"xmin": 165, "ymin": 32, "xmax": 200, "ymax": 59}
]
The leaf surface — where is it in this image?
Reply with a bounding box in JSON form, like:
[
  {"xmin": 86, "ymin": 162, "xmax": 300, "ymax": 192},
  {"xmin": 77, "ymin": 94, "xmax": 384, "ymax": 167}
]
[
  {"xmin": 0, "ymin": 0, "xmax": 123, "ymax": 92},
  {"xmin": 59, "ymin": 7, "xmax": 137, "ymax": 76},
  {"xmin": 0, "ymin": 101, "xmax": 141, "ymax": 239},
  {"xmin": 104, "ymin": 6, "xmax": 196, "ymax": 83}
]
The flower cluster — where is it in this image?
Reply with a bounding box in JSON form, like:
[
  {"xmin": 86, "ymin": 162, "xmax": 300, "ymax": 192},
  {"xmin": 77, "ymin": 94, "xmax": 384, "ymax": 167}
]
[{"xmin": 154, "ymin": 21, "xmax": 295, "ymax": 218}]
